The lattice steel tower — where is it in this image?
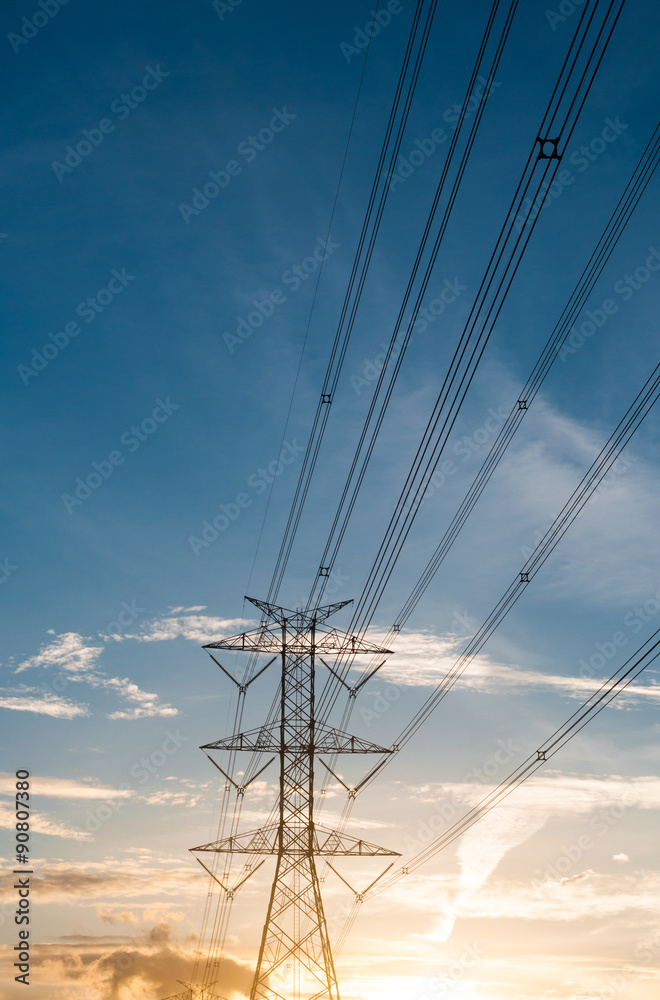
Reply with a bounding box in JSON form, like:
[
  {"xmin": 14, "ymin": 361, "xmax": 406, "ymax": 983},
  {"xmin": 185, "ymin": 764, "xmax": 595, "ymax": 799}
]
[
  {"xmin": 163, "ymin": 983, "xmax": 222, "ymax": 1000},
  {"xmin": 191, "ymin": 597, "xmax": 398, "ymax": 1000}
]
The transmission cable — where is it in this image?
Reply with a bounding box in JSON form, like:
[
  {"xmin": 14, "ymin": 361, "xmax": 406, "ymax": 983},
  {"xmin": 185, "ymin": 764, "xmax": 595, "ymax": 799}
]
[
  {"xmin": 352, "ymin": 358, "xmax": 660, "ymax": 791},
  {"xmin": 372, "ymin": 624, "xmax": 660, "ymax": 893},
  {"xmin": 328, "ymin": 623, "xmax": 660, "ymax": 947},
  {"xmin": 310, "ymin": 0, "xmax": 626, "ymax": 732},
  {"xmin": 266, "ymin": 0, "xmax": 440, "ymax": 603},
  {"xmin": 397, "ymin": 117, "xmax": 660, "ymax": 632},
  {"xmin": 328, "ymin": 0, "xmax": 626, "ymax": 638}
]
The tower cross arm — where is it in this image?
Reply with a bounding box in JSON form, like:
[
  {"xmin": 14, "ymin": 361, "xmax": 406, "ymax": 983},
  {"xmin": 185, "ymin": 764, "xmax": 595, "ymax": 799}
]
[
  {"xmin": 190, "ymin": 824, "xmax": 400, "ymax": 857},
  {"xmin": 203, "ymin": 624, "xmax": 391, "ymax": 656},
  {"xmin": 203, "ymin": 624, "xmax": 282, "ymax": 651},
  {"xmin": 246, "ymin": 596, "xmax": 354, "ymax": 625}
]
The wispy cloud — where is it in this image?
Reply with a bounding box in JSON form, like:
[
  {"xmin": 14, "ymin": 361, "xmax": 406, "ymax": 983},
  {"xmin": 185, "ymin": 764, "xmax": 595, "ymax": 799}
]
[
  {"xmin": 6, "ymin": 610, "xmax": 255, "ymax": 720},
  {"xmin": 0, "ymin": 685, "xmax": 89, "ymax": 718},
  {"xmin": 88, "ymin": 675, "xmax": 178, "ymax": 719},
  {"xmin": 96, "ymin": 906, "xmax": 140, "ymax": 924},
  {"xmin": 11, "ymin": 631, "xmax": 177, "ymax": 719},
  {"xmin": 0, "ymin": 801, "xmax": 93, "ymax": 841},
  {"xmin": 141, "ymin": 789, "xmax": 204, "ymax": 808},
  {"xmin": 409, "ymin": 772, "xmax": 660, "ymax": 820},
  {"xmin": 114, "ymin": 607, "xmax": 251, "ymax": 644},
  {"xmin": 370, "ymin": 630, "xmax": 660, "ymax": 705},
  {"xmin": 0, "ymin": 773, "xmax": 135, "ymax": 800},
  {"xmin": 16, "ymin": 631, "xmax": 103, "ymax": 674},
  {"xmin": 0, "ymin": 853, "xmax": 202, "ymax": 904},
  {"xmin": 402, "ymin": 772, "xmax": 660, "ymax": 938},
  {"xmin": 95, "ymin": 905, "xmax": 185, "ymax": 925},
  {"xmin": 481, "ymin": 398, "xmax": 660, "ymax": 604},
  {"xmin": 434, "ymin": 869, "xmax": 660, "ymax": 923},
  {"xmin": 17, "ymin": 605, "xmax": 655, "ymax": 727},
  {"xmin": 20, "ymin": 604, "xmax": 651, "ymax": 711},
  {"xmin": 381, "ymin": 866, "xmax": 660, "ymax": 944}
]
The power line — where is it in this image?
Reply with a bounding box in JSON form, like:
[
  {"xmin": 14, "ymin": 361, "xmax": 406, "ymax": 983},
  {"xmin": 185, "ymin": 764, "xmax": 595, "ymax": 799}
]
[
  {"xmin": 370, "ymin": 624, "xmax": 660, "ymax": 894},
  {"xmin": 212, "ymin": 0, "xmax": 515, "ymax": 878},
  {"xmin": 335, "ymin": 0, "xmax": 626, "ymax": 637},
  {"xmin": 352, "ymin": 358, "xmax": 660, "ymax": 786},
  {"xmin": 266, "ymin": 0, "xmax": 441, "ymax": 603},
  {"xmin": 194, "ymin": 6, "xmax": 410, "ymax": 975},
  {"xmin": 218, "ymin": 0, "xmax": 631, "ymax": 899},
  {"xmin": 309, "ymin": 348, "xmax": 660, "ymax": 884},
  {"xmin": 309, "ymin": 0, "xmax": 627, "ymax": 732},
  {"xmin": 394, "ymin": 117, "xmax": 660, "ymax": 629},
  {"xmin": 243, "ymin": 0, "xmax": 381, "ymax": 603},
  {"xmin": 185, "ymin": 3, "xmax": 645, "ymax": 995},
  {"xmin": 306, "ymin": 0, "xmax": 523, "ymax": 611}
]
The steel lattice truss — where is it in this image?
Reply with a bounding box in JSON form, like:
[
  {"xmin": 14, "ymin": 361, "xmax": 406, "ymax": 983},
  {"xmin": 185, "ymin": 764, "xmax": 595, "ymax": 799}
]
[
  {"xmin": 191, "ymin": 824, "xmax": 398, "ymax": 857},
  {"xmin": 190, "ymin": 598, "xmax": 399, "ymax": 1000},
  {"xmin": 203, "ymin": 599, "xmax": 389, "ymax": 657},
  {"xmin": 201, "ymin": 722, "xmax": 390, "ymax": 755},
  {"xmin": 161, "ymin": 981, "xmax": 225, "ymax": 1000}
]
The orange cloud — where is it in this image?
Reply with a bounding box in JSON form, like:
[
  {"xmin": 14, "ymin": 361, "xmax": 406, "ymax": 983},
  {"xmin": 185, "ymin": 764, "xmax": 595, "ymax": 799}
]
[{"xmin": 32, "ymin": 921, "xmax": 253, "ymax": 1000}]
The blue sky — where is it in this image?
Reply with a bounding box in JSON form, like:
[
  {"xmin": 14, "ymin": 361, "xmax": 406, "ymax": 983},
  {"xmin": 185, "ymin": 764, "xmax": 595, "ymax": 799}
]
[{"xmin": 2, "ymin": 1, "xmax": 660, "ymax": 998}]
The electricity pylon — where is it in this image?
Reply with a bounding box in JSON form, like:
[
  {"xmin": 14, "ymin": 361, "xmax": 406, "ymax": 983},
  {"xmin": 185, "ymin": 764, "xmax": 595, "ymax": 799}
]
[
  {"xmin": 191, "ymin": 597, "xmax": 399, "ymax": 1000},
  {"xmin": 162, "ymin": 981, "xmax": 224, "ymax": 1000}
]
